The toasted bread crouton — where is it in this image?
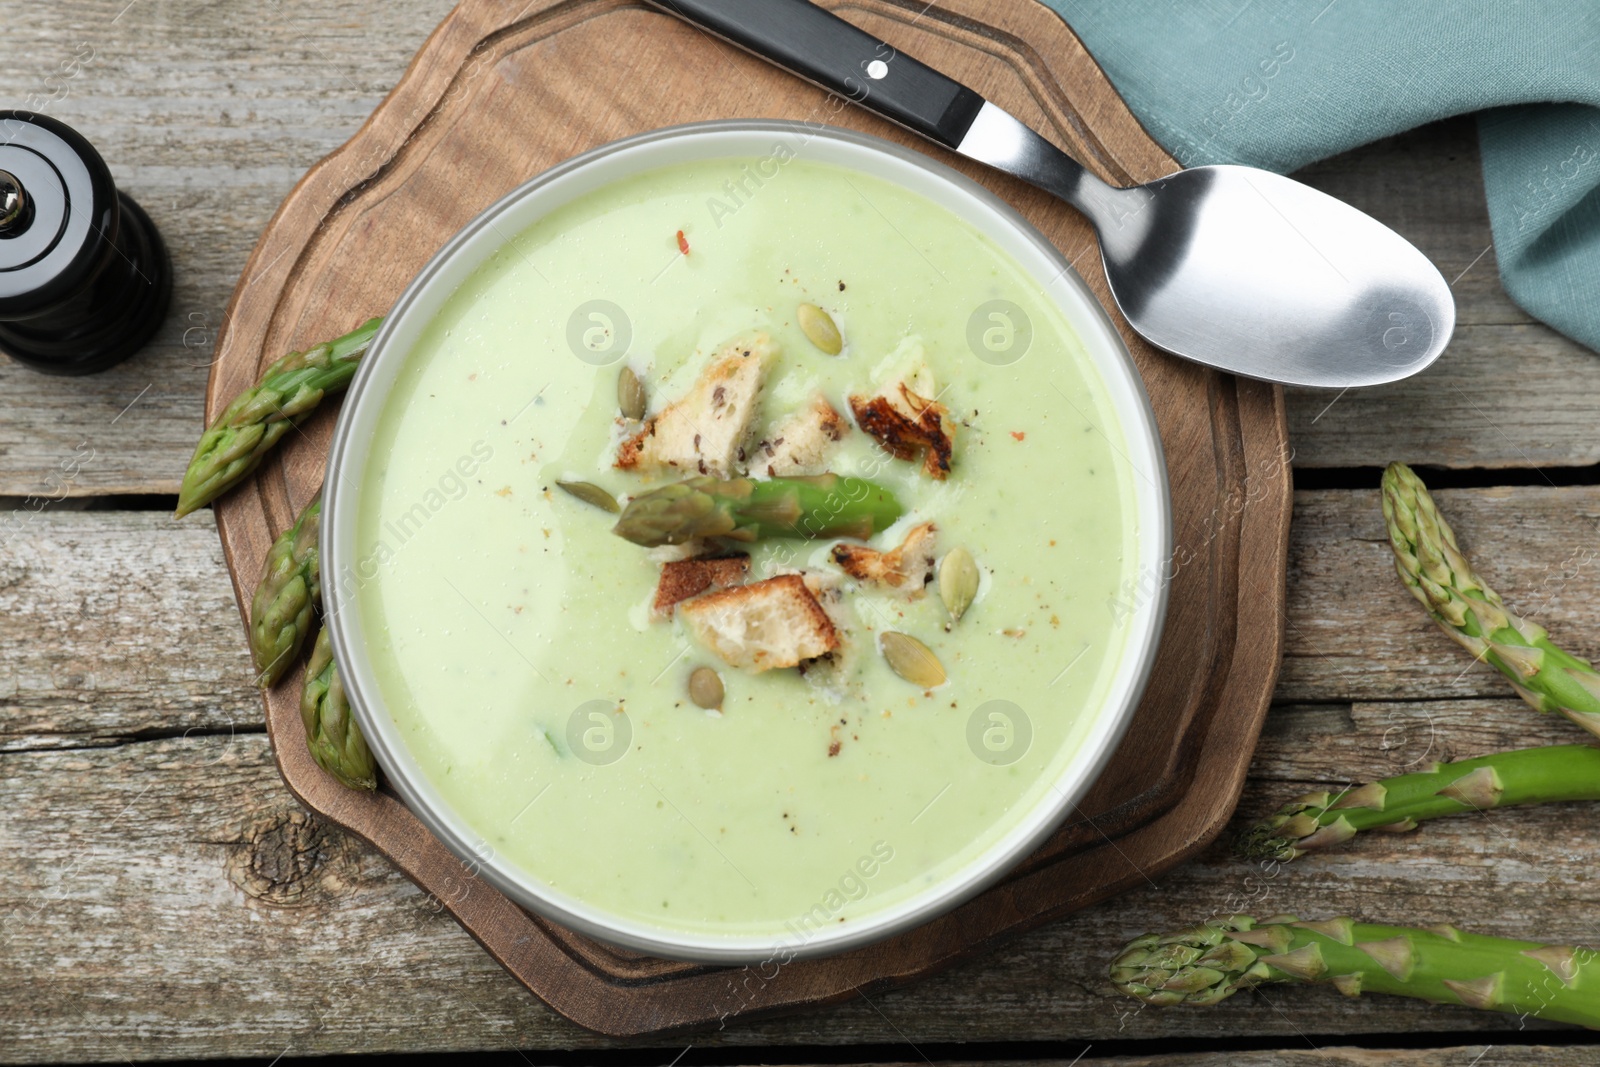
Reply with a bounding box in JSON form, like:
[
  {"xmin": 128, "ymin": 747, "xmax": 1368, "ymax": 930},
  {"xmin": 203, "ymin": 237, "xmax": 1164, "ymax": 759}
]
[
  {"xmin": 616, "ymin": 335, "xmax": 770, "ymax": 478},
  {"xmin": 798, "ymin": 569, "xmax": 842, "ymax": 605},
  {"xmin": 679, "ymin": 574, "xmax": 838, "ymax": 672},
  {"xmin": 848, "ymin": 368, "xmax": 955, "ymax": 479},
  {"xmin": 755, "ymin": 394, "xmax": 848, "ymax": 477},
  {"xmin": 652, "ymin": 554, "xmax": 750, "ymax": 618},
  {"xmin": 831, "ymin": 522, "xmax": 937, "ymax": 590}
]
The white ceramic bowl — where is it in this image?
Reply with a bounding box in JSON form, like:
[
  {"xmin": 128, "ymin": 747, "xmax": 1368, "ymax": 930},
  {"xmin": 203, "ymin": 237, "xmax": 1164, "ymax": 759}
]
[{"xmin": 322, "ymin": 120, "xmax": 1170, "ymax": 964}]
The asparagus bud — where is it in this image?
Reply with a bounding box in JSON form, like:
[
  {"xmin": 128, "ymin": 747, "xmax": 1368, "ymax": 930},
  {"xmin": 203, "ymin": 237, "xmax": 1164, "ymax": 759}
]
[
  {"xmin": 249, "ymin": 492, "xmax": 322, "ymax": 688},
  {"xmin": 300, "ymin": 627, "xmax": 376, "ymax": 792},
  {"xmin": 1383, "ymin": 462, "xmax": 1600, "ymax": 740},
  {"xmin": 612, "ymin": 474, "xmax": 904, "ymax": 547},
  {"xmin": 1112, "ymin": 914, "xmax": 1600, "ymax": 1028},
  {"xmin": 176, "ymin": 317, "xmax": 381, "ymax": 518},
  {"xmin": 1239, "ymin": 744, "xmax": 1600, "ymax": 862}
]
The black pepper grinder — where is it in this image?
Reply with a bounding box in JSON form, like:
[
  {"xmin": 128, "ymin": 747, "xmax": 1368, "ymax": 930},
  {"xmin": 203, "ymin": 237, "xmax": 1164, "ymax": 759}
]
[{"xmin": 0, "ymin": 111, "xmax": 171, "ymax": 374}]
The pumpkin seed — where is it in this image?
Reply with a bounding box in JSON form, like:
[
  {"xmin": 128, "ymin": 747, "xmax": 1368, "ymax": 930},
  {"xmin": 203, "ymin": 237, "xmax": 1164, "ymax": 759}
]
[
  {"xmin": 555, "ymin": 480, "xmax": 620, "ymax": 513},
  {"xmin": 939, "ymin": 547, "xmax": 979, "ymax": 622},
  {"xmin": 688, "ymin": 666, "xmax": 724, "ymax": 709},
  {"xmin": 617, "ymin": 365, "xmax": 647, "ymax": 420},
  {"xmin": 879, "ymin": 631, "xmax": 946, "ymax": 688},
  {"xmin": 797, "ymin": 302, "xmax": 843, "ymax": 355}
]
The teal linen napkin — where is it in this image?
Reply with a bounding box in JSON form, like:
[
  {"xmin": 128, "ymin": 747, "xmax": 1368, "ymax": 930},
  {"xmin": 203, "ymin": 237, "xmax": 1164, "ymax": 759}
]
[{"xmin": 1047, "ymin": 1, "xmax": 1600, "ymax": 354}]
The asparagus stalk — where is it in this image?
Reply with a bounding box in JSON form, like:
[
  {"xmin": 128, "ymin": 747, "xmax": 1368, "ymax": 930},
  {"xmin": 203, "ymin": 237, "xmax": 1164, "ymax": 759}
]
[
  {"xmin": 300, "ymin": 627, "xmax": 376, "ymax": 792},
  {"xmin": 612, "ymin": 474, "xmax": 904, "ymax": 548},
  {"xmin": 248, "ymin": 492, "xmax": 322, "ymax": 688},
  {"xmin": 175, "ymin": 317, "xmax": 382, "ymax": 518},
  {"xmin": 1111, "ymin": 914, "xmax": 1600, "ymax": 1027},
  {"xmin": 1383, "ymin": 461, "xmax": 1600, "ymax": 740},
  {"xmin": 1239, "ymin": 744, "xmax": 1600, "ymax": 861}
]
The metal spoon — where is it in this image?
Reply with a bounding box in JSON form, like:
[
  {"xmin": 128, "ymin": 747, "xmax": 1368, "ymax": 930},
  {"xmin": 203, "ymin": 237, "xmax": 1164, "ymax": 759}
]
[{"xmin": 651, "ymin": 0, "xmax": 1454, "ymax": 389}]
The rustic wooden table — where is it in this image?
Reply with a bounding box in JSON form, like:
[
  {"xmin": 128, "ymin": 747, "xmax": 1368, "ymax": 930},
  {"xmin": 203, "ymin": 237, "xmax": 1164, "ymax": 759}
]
[{"xmin": 3, "ymin": 2, "xmax": 1597, "ymax": 1065}]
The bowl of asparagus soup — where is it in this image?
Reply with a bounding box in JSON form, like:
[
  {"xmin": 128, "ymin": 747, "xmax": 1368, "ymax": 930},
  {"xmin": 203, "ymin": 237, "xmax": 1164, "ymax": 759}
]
[{"xmin": 322, "ymin": 122, "xmax": 1169, "ymax": 963}]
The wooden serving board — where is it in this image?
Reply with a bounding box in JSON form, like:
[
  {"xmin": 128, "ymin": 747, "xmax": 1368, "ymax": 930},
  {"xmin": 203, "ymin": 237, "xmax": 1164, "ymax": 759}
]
[{"xmin": 208, "ymin": 0, "xmax": 1290, "ymax": 1037}]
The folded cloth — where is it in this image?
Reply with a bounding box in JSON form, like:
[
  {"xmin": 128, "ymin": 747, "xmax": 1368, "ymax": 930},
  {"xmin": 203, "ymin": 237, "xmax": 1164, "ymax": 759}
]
[{"xmin": 1048, "ymin": 0, "xmax": 1600, "ymax": 354}]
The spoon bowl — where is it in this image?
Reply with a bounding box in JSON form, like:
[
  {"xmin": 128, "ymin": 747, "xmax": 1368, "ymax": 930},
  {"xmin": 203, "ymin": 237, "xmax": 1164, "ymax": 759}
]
[{"xmin": 1093, "ymin": 164, "xmax": 1454, "ymax": 387}]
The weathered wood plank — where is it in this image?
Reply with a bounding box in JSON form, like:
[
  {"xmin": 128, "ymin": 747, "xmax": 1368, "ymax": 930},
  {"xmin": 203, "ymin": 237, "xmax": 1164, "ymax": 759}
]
[
  {"xmin": 1285, "ymin": 322, "xmax": 1600, "ymax": 470},
  {"xmin": 0, "ymin": 0, "xmax": 456, "ymax": 499},
  {"xmin": 2, "ymin": 1, "xmax": 1597, "ymax": 1058},
  {"xmin": 1279, "ymin": 485, "xmax": 1600, "ymax": 704},
  {"xmin": 0, "ymin": 511, "xmax": 253, "ymax": 750},
  {"xmin": 968, "ymin": 1052, "xmax": 1598, "ymax": 1067},
  {"xmin": 0, "ymin": 732, "xmax": 1578, "ymax": 1061},
  {"xmin": 1260, "ymin": 699, "xmax": 1583, "ymax": 784},
  {"xmin": 1285, "ymin": 118, "xmax": 1600, "ymax": 469},
  {"xmin": 9, "ymin": 483, "xmax": 1599, "ymax": 746},
  {"xmin": 0, "ymin": 8, "xmax": 1588, "ymax": 496},
  {"xmin": 2, "ymin": 658, "xmax": 1594, "ymax": 1057}
]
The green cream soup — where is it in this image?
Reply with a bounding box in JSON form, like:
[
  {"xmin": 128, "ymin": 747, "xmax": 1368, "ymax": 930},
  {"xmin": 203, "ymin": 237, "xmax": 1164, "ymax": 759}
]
[{"xmin": 355, "ymin": 156, "xmax": 1144, "ymax": 944}]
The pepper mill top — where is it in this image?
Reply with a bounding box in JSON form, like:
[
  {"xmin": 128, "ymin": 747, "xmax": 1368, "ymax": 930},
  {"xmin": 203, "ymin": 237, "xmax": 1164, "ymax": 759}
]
[
  {"xmin": 0, "ymin": 111, "xmax": 171, "ymax": 375},
  {"xmin": 0, "ymin": 170, "xmax": 27, "ymax": 232}
]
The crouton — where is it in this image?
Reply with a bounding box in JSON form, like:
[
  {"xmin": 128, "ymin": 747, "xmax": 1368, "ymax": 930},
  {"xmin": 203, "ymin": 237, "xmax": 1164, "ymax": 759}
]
[
  {"xmin": 616, "ymin": 335, "xmax": 771, "ymax": 478},
  {"xmin": 679, "ymin": 574, "xmax": 838, "ymax": 672},
  {"xmin": 831, "ymin": 522, "xmax": 937, "ymax": 590},
  {"xmin": 755, "ymin": 394, "xmax": 848, "ymax": 477},
  {"xmin": 652, "ymin": 554, "xmax": 750, "ymax": 618},
  {"xmin": 848, "ymin": 367, "xmax": 955, "ymax": 479}
]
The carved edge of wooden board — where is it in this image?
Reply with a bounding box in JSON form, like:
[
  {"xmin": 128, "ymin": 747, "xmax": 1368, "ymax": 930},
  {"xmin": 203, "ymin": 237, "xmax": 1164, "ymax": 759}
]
[{"xmin": 204, "ymin": 0, "xmax": 1289, "ymax": 1037}]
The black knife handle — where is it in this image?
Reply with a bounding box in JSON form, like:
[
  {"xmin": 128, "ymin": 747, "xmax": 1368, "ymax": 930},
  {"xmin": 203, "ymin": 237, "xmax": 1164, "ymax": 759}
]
[{"xmin": 649, "ymin": 0, "xmax": 985, "ymax": 148}]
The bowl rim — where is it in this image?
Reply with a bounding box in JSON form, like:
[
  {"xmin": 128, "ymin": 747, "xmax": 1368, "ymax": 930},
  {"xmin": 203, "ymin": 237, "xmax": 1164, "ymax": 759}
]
[{"xmin": 322, "ymin": 118, "xmax": 1172, "ymax": 965}]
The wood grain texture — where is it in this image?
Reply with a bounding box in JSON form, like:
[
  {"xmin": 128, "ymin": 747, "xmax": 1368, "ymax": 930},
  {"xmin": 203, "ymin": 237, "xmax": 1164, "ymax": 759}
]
[
  {"xmin": 195, "ymin": 0, "xmax": 1287, "ymax": 1036},
  {"xmin": 0, "ymin": 716, "xmax": 1587, "ymax": 1062},
  {"xmin": 14, "ymin": 487, "xmax": 1594, "ymax": 750},
  {"xmin": 0, "ymin": 0, "xmax": 459, "ymax": 499},
  {"xmin": 1279, "ymin": 486, "xmax": 1600, "ymax": 704},
  {"xmin": 1285, "ymin": 321, "xmax": 1600, "ymax": 470},
  {"xmin": 1283, "ymin": 117, "xmax": 1600, "ymax": 468},
  {"xmin": 0, "ymin": 512, "xmax": 251, "ymax": 751},
  {"xmin": 891, "ymin": 1054, "xmax": 1598, "ymax": 1067},
  {"xmin": 3, "ymin": 0, "xmax": 1596, "ymax": 1060},
  {"xmin": 0, "ymin": 10, "xmax": 1594, "ymax": 503},
  {"xmin": 4, "ymin": 533, "xmax": 1596, "ymax": 1060}
]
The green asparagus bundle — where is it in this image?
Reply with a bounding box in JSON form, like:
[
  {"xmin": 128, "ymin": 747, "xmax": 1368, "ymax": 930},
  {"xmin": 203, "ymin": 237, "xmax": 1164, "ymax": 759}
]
[
  {"xmin": 1111, "ymin": 914, "xmax": 1600, "ymax": 1027},
  {"xmin": 1239, "ymin": 744, "xmax": 1600, "ymax": 862},
  {"xmin": 249, "ymin": 492, "xmax": 322, "ymax": 688},
  {"xmin": 612, "ymin": 474, "xmax": 904, "ymax": 548},
  {"xmin": 175, "ymin": 317, "xmax": 381, "ymax": 518},
  {"xmin": 300, "ymin": 627, "xmax": 376, "ymax": 792},
  {"xmin": 1383, "ymin": 461, "xmax": 1600, "ymax": 740}
]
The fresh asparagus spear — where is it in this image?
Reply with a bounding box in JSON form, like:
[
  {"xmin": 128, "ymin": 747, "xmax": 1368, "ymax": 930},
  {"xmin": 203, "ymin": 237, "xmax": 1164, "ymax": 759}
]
[
  {"xmin": 249, "ymin": 492, "xmax": 322, "ymax": 688},
  {"xmin": 1239, "ymin": 744, "xmax": 1600, "ymax": 862},
  {"xmin": 612, "ymin": 474, "xmax": 904, "ymax": 548},
  {"xmin": 300, "ymin": 627, "xmax": 376, "ymax": 792},
  {"xmin": 175, "ymin": 317, "xmax": 382, "ymax": 518},
  {"xmin": 1111, "ymin": 914, "xmax": 1600, "ymax": 1027},
  {"xmin": 1383, "ymin": 461, "xmax": 1600, "ymax": 740}
]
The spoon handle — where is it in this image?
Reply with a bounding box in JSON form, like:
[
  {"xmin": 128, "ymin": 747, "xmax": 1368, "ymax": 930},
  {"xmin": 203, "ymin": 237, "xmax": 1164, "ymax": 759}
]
[
  {"xmin": 648, "ymin": 0, "xmax": 984, "ymax": 148},
  {"xmin": 648, "ymin": 1, "xmax": 1103, "ymax": 219}
]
